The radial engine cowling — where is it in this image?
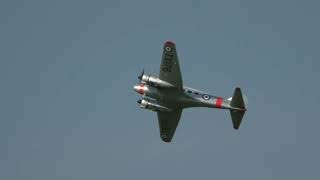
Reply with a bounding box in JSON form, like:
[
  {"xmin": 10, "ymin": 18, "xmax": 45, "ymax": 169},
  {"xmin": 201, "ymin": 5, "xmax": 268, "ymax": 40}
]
[
  {"xmin": 137, "ymin": 99, "xmax": 171, "ymax": 112},
  {"xmin": 140, "ymin": 74, "xmax": 174, "ymax": 88}
]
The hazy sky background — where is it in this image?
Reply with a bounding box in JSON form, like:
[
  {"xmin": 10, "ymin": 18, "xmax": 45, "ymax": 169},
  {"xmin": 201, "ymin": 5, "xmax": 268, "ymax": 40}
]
[{"xmin": 1, "ymin": 0, "xmax": 320, "ymax": 179}]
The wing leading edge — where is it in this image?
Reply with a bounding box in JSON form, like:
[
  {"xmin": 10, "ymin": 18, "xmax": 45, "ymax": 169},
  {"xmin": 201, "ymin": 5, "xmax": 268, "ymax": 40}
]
[{"xmin": 159, "ymin": 41, "xmax": 183, "ymax": 90}]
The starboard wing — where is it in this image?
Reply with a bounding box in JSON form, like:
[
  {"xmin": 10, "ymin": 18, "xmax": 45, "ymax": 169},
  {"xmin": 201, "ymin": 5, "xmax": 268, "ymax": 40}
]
[
  {"xmin": 159, "ymin": 41, "xmax": 183, "ymax": 90},
  {"xmin": 157, "ymin": 109, "xmax": 183, "ymax": 143}
]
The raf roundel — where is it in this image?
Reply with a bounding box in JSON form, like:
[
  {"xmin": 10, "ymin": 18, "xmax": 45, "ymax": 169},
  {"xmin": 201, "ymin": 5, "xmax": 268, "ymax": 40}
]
[
  {"xmin": 161, "ymin": 134, "xmax": 168, "ymax": 139},
  {"xmin": 165, "ymin": 46, "xmax": 172, "ymax": 52},
  {"xmin": 202, "ymin": 94, "xmax": 211, "ymax": 100}
]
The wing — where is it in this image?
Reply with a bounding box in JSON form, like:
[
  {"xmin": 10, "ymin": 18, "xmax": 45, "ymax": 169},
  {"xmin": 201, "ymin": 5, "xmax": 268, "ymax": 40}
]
[
  {"xmin": 159, "ymin": 41, "xmax": 183, "ymax": 90},
  {"xmin": 157, "ymin": 109, "xmax": 183, "ymax": 143}
]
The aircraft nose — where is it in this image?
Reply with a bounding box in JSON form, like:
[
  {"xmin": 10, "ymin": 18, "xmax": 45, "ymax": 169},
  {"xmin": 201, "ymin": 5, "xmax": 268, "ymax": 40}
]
[
  {"xmin": 133, "ymin": 84, "xmax": 145, "ymax": 94},
  {"xmin": 133, "ymin": 85, "xmax": 139, "ymax": 93}
]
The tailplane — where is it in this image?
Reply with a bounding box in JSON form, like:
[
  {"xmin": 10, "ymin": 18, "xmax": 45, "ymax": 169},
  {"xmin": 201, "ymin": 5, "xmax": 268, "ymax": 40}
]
[{"xmin": 228, "ymin": 87, "xmax": 247, "ymax": 129}]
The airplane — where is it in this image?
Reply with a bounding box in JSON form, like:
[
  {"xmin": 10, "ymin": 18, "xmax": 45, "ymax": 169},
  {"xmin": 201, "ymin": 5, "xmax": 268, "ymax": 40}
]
[{"xmin": 133, "ymin": 41, "xmax": 248, "ymax": 143}]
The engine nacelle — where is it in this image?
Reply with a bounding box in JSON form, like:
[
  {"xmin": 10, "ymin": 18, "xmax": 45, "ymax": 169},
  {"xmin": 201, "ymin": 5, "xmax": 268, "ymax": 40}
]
[
  {"xmin": 140, "ymin": 74, "xmax": 174, "ymax": 88},
  {"xmin": 137, "ymin": 99, "xmax": 171, "ymax": 112}
]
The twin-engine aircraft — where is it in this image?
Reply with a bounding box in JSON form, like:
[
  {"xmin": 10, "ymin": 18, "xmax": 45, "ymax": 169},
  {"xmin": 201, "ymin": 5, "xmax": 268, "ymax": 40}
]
[{"xmin": 134, "ymin": 41, "xmax": 248, "ymax": 143}]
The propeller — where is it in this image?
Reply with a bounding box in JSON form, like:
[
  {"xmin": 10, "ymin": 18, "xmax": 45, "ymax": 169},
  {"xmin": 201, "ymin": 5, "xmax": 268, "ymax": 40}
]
[{"xmin": 138, "ymin": 69, "xmax": 144, "ymax": 80}]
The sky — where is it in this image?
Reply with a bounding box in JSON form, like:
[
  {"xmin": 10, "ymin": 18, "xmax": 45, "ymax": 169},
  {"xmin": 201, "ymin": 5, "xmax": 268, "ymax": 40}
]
[{"xmin": 1, "ymin": 0, "xmax": 320, "ymax": 179}]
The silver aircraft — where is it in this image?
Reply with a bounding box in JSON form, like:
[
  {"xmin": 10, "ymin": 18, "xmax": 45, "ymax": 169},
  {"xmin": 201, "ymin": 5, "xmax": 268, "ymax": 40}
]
[{"xmin": 134, "ymin": 41, "xmax": 248, "ymax": 143}]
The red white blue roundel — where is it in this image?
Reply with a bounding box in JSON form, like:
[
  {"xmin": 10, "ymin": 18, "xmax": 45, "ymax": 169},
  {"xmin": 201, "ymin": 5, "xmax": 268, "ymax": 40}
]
[
  {"xmin": 202, "ymin": 94, "xmax": 210, "ymax": 100},
  {"xmin": 161, "ymin": 134, "xmax": 167, "ymax": 138},
  {"xmin": 165, "ymin": 46, "xmax": 172, "ymax": 52}
]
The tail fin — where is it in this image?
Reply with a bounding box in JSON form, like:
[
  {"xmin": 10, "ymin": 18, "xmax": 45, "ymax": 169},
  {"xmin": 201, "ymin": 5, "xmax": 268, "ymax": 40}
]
[{"xmin": 229, "ymin": 87, "xmax": 247, "ymax": 129}]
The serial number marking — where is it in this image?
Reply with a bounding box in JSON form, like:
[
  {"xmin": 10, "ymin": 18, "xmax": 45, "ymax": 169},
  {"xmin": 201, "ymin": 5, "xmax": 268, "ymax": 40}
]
[{"xmin": 162, "ymin": 53, "xmax": 174, "ymax": 72}]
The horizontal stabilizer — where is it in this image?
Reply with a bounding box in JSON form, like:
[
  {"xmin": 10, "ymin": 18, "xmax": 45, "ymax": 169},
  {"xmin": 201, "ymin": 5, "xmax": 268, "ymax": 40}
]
[
  {"xmin": 229, "ymin": 87, "xmax": 247, "ymax": 129},
  {"xmin": 230, "ymin": 87, "xmax": 246, "ymax": 109},
  {"xmin": 230, "ymin": 110, "xmax": 245, "ymax": 129}
]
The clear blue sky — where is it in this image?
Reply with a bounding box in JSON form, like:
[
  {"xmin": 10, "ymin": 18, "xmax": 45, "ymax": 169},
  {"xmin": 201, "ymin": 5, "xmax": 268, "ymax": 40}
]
[{"xmin": 1, "ymin": 0, "xmax": 319, "ymax": 179}]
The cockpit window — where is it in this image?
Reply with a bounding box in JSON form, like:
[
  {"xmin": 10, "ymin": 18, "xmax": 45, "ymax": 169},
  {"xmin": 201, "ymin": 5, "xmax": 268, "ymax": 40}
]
[{"xmin": 187, "ymin": 90, "xmax": 192, "ymax": 93}]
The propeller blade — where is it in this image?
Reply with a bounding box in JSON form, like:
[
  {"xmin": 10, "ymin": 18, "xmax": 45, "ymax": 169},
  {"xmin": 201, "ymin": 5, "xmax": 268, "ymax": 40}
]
[{"xmin": 138, "ymin": 69, "xmax": 144, "ymax": 80}]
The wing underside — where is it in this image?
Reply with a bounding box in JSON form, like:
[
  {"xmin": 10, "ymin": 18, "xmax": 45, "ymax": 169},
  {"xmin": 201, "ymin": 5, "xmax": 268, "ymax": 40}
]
[
  {"xmin": 155, "ymin": 41, "xmax": 184, "ymax": 142},
  {"xmin": 159, "ymin": 41, "xmax": 183, "ymax": 90},
  {"xmin": 157, "ymin": 109, "xmax": 182, "ymax": 142}
]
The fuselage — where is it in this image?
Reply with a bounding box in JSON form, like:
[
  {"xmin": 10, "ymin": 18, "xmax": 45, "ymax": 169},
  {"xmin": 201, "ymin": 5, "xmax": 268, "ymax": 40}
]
[{"xmin": 133, "ymin": 83, "xmax": 232, "ymax": 111}]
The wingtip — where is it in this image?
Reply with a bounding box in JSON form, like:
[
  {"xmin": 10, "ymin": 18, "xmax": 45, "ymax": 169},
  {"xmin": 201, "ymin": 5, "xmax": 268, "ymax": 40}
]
[
  {"xmin": 162, "ymin": 139, "xmax": 172, "ymax": 143},
  {"xmin": 161, "ymin": 136, "xmax": 172, "ymax": 143},
  {"xmin": 165, "ymin": 41, "xmax": 175, "ymax": 46}
]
